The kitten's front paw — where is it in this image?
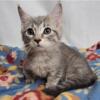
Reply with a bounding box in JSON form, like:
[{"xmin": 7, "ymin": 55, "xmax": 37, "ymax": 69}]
[
  {"xmin": 43, "ymin": 87, "xmax": 60, "ymax": 97},
  {"xmin": 25, "ymin": 79, "xmax": 33, "ymax": 84}
]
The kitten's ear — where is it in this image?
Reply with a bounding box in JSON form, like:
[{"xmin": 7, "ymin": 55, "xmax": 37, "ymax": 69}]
[
  {"xmin": 49, "ymin": 2, "xmax": 62, "ymax": 29},
  {"xmin": 18, "ymin": 5, "xmax": 32, "ymax": 25}
]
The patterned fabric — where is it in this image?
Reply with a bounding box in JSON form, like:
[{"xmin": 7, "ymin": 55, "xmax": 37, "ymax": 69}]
[{"xmin": 0, "ymin": 42, "xmax": 100, "ymax": 100}]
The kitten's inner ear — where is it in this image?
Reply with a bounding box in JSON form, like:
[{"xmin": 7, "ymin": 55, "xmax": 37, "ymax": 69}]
[
  {"xmin": 48, "ymin": 2, "xmax": 62, "ymax": 28},
  {"xmin": 18, "ymin": 5, "xmax": 32, "ymax": 25}
]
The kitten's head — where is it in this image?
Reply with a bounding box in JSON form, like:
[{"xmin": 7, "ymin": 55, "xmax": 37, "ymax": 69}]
[{"xmin": 18, "ymin": 2, "xmax": 62, "ymax": 52}]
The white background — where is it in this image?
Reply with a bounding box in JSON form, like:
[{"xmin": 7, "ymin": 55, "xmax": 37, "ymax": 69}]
[{"xmin": 0, "ymin": 0, "xmax": 100, "ymax": 48}]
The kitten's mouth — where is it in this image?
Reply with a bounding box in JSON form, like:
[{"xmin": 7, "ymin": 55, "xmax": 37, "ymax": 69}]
[{"xmin": 37, "ymin": 44, "xmax": 41, "ymax": 47}]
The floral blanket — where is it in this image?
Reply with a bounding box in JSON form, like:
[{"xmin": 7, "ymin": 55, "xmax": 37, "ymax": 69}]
[{"xmin": 0, "ymin": 42, "xmax": 100, "ymax": 100}]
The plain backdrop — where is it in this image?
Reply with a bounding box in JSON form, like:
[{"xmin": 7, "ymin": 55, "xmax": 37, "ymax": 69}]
[{"xmin": 0, "ymin": 0, "xmax": 100, "ymax": 48}]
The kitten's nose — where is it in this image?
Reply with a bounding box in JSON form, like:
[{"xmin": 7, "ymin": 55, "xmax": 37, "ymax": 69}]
[{"xmin": 34, "ymin": 39, "xmax": 41, "ymax": 44}]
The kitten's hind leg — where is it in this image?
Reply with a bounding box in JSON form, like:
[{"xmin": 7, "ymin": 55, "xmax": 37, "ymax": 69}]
[
  {"xmin": 43, "ymin": 73, "xmax": 97, "ymax": 97},
  {"xmin": 54, "ymin": 72, "xmax": 97, "ymax": 95}
]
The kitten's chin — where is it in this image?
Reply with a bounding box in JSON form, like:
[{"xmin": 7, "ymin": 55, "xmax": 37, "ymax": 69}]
[
  {"xmin": 34, "ymin": 44, "xmax": 46, "ymax": 50},
  {"xmin": 36, "ymin": 45, "xmax": 44, "ymax": 50}
]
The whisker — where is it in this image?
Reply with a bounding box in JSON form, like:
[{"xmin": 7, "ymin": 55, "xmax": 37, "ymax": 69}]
[
  {"xmin": 28, "ymin": 48, "xmax": 32, "ymax": 53},
  {"xmin": 24, "ymin": 43, "xmax": 30, "ymax": 47},
  {"xmin": 24, "ymin": 41, "xmax": 34, "ymax": 53},
  {"xmin": 25, "ymin": 46, "xmax": 30, "ymax": 51},
  {"xmin": 27, "ymin": 46, "xmax": 33, "ymax": 53}
]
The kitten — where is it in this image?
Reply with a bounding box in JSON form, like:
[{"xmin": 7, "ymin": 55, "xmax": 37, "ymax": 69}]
[{"xmin": 18, "ymin": 2, "xmax": 97, "ymax": 97}]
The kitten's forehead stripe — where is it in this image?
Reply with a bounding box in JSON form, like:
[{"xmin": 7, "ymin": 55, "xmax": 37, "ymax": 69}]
[
  {"xmin": 33, "ymin": 16, "xmax": 46, "ymax": 26},
  {"xmin": 43, "ymin": 21, "xmax": 45, "ymax": 28},
  {"xmin": 32, "ymin": 22, "xmax": 37, "ymax": 33}
]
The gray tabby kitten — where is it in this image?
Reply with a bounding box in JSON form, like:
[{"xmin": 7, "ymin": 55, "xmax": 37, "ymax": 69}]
[{"xmin": 18, "ymin": 2, "xmax": 97, "ymax": 96}]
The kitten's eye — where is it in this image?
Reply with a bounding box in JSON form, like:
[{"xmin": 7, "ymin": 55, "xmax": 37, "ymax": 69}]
[
  {"xmin": 27, "ymin": 28, "xmax": 34, "ymax": 35},
  {"xmin": 44, "ymin": 27, "xmax": 51, "ymax": 35}
]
